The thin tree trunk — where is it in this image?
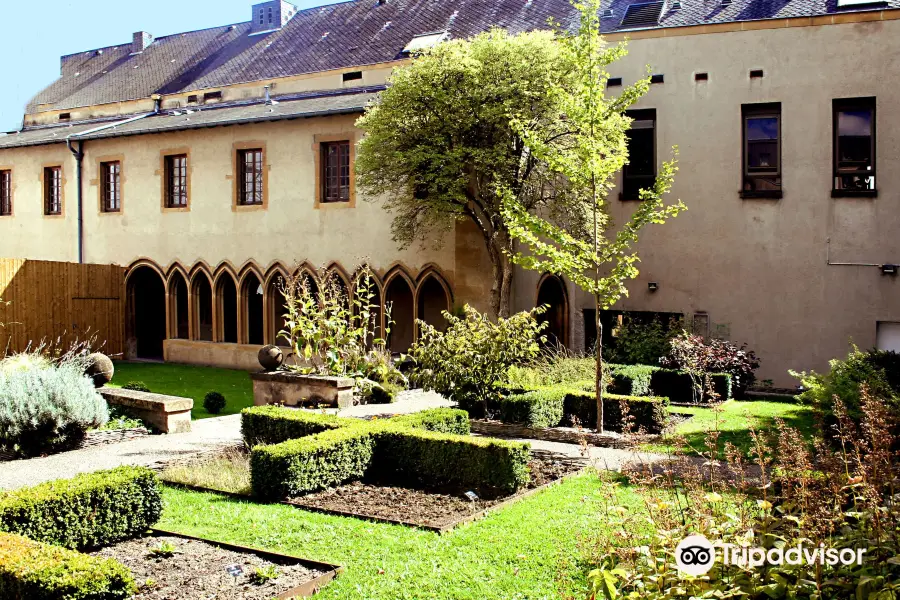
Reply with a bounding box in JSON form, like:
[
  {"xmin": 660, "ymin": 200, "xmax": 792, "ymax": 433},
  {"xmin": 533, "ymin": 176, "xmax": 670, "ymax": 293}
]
[
  {"xmin": 485, "ymin": 236, "xmax": 513, "ymax": 320},
  {"xmin": 595, "ymin": 294, "xmax": 604, "ymax": 433}
]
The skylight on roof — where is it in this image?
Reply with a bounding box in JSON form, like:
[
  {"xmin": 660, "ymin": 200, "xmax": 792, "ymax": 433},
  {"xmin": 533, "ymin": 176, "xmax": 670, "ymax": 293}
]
[
  {"xmin": 620, "ymin": 1, "xmax": 664, "ymax": 29},
  {"xmin": 402, "ymin": 31, "xmax": 448, "ymax": 54},
  {"xmin": 836, "ymin": 0, "xmax": 885, "ymax": 6}
]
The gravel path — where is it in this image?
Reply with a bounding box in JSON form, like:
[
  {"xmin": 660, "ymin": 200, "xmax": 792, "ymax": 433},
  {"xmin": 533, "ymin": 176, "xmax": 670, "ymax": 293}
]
[{"xmin": 0, "ymin": 415, "xmax": 242, "ymax": 491}]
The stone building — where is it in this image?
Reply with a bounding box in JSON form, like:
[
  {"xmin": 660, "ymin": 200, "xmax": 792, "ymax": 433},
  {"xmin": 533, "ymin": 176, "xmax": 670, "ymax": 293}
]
[{"xmin": 0, "ymin": 0, "xmax": 898, "ymax": 384}]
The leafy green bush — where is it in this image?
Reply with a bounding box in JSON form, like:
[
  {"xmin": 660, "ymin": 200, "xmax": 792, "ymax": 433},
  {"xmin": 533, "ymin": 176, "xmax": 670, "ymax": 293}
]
[
  {"xmin": 606, "ymin": 315, "xmax": 681, "ymax": 366},
  {"xmin": 410, "ymin": 305, "xmax": 545, "ymax": 417},
  {"xmin": 0, "ymin": 531, "xmax": 136, "ymax": 600},
  {"xmin": 663, "ymin": 331, "xmax": 759, "ymax": 397},
  {"xmin": 202, "ymin": 391, "xmax": 226, "ymax": 414},
  {"xmin": 250, "ymin": 425, "xmax": 375, "ymax": 499},
  {"xmin": 121, "ymin": 381, "xmax": 150, "ymax": 392},
  {"xmin": 500, "ymin": 389, "xmax": 565, "ymax": 428},
  {"xmin": 0, "ymin": 466, "xmax": 162, "ymax": 550},
  {"xmin": 356, "ymin": 378, "xmax": 402, "ymax": 404},
  {"xmin": 241, "ymin": 405, "xmax": 346, "ymax": 447},
  {"xmin": 608, "ymin": 364, "xmax": 657, "ymax": 396},
  {"xmin": 0, "ymin": 361, "xmax": 109, "ymax": 457},
  {"xmin": 792, "ymin": 346, "xmax": 900, "ymax": 421},
  {"xmin": 560, "ymin": 388, "xmax": 668, "ymax": 433},
  {"xmin": 372, "ymin": 425, "xmax": 530, "ymax": 498}
]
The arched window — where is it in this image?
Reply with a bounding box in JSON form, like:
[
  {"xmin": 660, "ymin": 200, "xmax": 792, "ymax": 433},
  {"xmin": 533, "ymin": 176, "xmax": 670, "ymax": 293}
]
[
  {"xmin": 216, "ymin": 274, "xmax": 238, "ymax": 343},
  {"xmin": 126, "ymin": 266, "xmax": 166, "ymax": 359},
  {"xmin": 536, "ymin": 274, "xmax": 569, "ymax": 348},
  {"xmin": 193, "ymin": 274, "xmax": 213, "ymax": 341},
  {"xmin": 385, "ymin": 274, "xmax": 414, "ymax": 353},
  {"xmin": 169, "ymin": 271, "xmax": 189, "ymax": 339},
  {"xmin": 267, "ymin": 273, "xmax": 290, "ymax": 347},
  {"xmin": 417, "ymin": 274, "xmax": 451, "ymax": 332},
  {"xmin": 241, "ymin": 272, "xmax": 264, "ymax": 345}
]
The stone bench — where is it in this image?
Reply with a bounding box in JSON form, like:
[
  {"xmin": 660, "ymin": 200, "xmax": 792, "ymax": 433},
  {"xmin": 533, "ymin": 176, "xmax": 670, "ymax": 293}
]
[
  {"xmin": 100, "ymin": 388, "xmax": 193, "ymax": 434},
  {"xmin": 251, "ymin": 371, "xmax": 355, "ymax": 408}
]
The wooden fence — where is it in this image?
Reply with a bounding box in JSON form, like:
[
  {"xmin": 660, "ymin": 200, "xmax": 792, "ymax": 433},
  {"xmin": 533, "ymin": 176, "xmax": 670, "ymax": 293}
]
[{"xmin": 0, "ymin": 258, "xmax": 125, "ymax": 357}]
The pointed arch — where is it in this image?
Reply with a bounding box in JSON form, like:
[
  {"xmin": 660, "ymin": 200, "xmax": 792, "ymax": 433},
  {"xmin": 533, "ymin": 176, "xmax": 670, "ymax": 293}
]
[
  {"xmin": 190, "ymin": 268, "xmax": 214, "ymax": 341},
  {"xmin": 125, "ymin": 261, "xmax": 166, "ymax": 359},
  {"xmin": 352, "ymin": 266, "xmax": 383, "ymax": 345},
  {"xmin": 383, "ymin": 266, "xmax": 416, "ymax": 353},
  {"xmin": 213, "ymin": 268, "xmax": 239, "ymax": 344},
  {"xmin": 166, "ymin": 269, "xmax": 190, "ymax": 340},
  {"xmin": 239, "ymin": 267, "xmax": 265, "ymax": 345},
  {"xmin": 536, "ymin": 273, "xmax": 569, "ymax": 348},
  {"xmin": 265, "ymin": 266, "xmax": 291, "ymax": 347},
  {"xmin": 415, "ymin": 268, "xmax": 453, "ymax": 333}
]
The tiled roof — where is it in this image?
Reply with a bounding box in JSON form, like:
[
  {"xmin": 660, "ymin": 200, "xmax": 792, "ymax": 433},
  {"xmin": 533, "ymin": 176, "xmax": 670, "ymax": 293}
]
[
  {"xmin": 22, "ymin": 0, "xmax": 900, "ymax": 116},
  {"xmin": 0, "ymin": 89, "xmax": 377, "ymax": 150}
]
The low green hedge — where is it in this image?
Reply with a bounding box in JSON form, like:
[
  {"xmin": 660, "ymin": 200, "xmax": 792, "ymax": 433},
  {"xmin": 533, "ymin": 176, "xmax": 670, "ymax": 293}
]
[
  {"xmin": 0, "ymin": 532, "xmax": 135, "ymax": 600},
  {"xmin": 392, "ymin": 408, "xmax": 471, "ymax": 435},
  {"xmin": 241, "ymin": 405, "xmax": 347, "ymax": 447},
  {"xmin": 372, "ymin": 425, "xmax": 530, "ymax": 498},
  {"xmin": 649, "ymin": 369, "xmax": 732, "ymax": 403},
  {"xmin": 250, "ymin": 425, "xmax": 375, "ymax": 499},
  {"xmin": 500, "ymin": 389, "xmax": 565, "ymax": 428},
  {"xmin": 608, "ymin": 364, "xmax": 656, "ymax": 397},
  {"xmin": 0, "ymin": 466, "xmax": 162, "ymax": 550},
  {"xmin": 561, "ymin": 389, "xmax": 668, "ymax": 433}
]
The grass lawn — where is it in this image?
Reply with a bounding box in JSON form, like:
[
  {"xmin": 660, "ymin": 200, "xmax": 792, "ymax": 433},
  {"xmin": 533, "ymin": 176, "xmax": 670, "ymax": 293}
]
[
  {"xmin": 643, "ymin": 399, "xmax": 816, "ymax": 458},
  {"xmin": 158, "ymin": 472, "xmax": 634, "ymax": 600},
  {"xmin": 107, "ymin": 361, "xmax": 254, "ymax": 419}
]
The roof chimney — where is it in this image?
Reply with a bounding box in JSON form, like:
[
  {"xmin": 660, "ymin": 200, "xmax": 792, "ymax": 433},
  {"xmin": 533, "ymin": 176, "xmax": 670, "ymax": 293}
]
[
  {"xmin": 250, "ymin": 1, "xmax": 298, "ymax": 35},
  {"xmin": 132, "ymin": 31, "xmax": 153, "ymax": 54}
]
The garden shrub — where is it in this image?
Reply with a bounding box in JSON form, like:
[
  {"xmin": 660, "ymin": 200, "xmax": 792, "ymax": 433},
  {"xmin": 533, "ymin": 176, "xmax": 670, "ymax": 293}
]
[
  {"xmin": 371, "ymin": 425, "xmax": 530, "ymax": 498},
  {"xmin": 649, "ymin": 368, "xmax": 731, "ymax": 404},
  {"xmin": 608, "ymin": 364, "xmax": 657, "ymax": 396},
  {"xmin": 606, "ymin": 315, "xmax": 681, "ymax": 366},
  {"xmin": 410, "ymin": 305, "xmax": 545, "ymax": 417},
  {"xmin": 0, "ymin": 532, "xmax": 136, "ymax": 600},
  {"xmin": 792, "ymin": 346, "xmax": 900, "ymax": 422},
  {"xmin": 0, "ymin": 466, "xmax": 162, "ymax": 550},
  {"xmin": 121, "ymin": 381, "xmax": 150, "ymax": 392},
  {"xmin": 560, "ymin": 388, "xmax": 668, "ymax": 433},
  {"xmin": 202, "ymin": 391, "xmax": 226, "ymax": 414},
  {"xmin": 392, "ymin": 408, "xmax": 471, "ymax": 435},
  {"xmin": 662, "ymin": 331, "xmax": 759, "ymax": 397},
  {"xmin": 250, "ymin": 425, "xmax": 375, "ymax": 499},
  {"xmin": 241, "ymin": 405, "xmax": 347, "ymax": 447},
  {"xmin": 499, "ymin": 389, "xmax": 565, "ymax": 428},
  {"xmin": 0, "ymin": 361, "xmax": 109, "ymax": 457}
]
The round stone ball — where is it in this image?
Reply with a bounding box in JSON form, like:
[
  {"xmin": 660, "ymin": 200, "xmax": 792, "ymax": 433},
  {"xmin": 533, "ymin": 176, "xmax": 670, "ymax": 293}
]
[
  {"xmin": 84, "ymin": 353, "xmax": 114, "ymax": 388},
  {"xmin": 258, "ymin": 345, "xmax": 284, "ymax": 371}
]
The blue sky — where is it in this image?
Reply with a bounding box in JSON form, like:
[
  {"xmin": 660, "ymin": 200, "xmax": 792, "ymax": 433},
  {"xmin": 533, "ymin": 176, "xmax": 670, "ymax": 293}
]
[{"xmin": 0, "ymin": 0, "xmax": 344, "ymax": 132}]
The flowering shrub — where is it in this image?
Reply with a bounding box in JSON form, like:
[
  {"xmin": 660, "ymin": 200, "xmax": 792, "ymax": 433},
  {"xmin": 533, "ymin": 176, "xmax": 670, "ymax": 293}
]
[
  {"xmin": 582, "ymin": 386, "xmax": 900, "ymax": 600},
  {"xmin": 607, "ymin": 316, "xmax": 681, "ymax": 366},
  {"xmin": 662, "ymin": 331, "xmax": 759, "ymax": 399}
]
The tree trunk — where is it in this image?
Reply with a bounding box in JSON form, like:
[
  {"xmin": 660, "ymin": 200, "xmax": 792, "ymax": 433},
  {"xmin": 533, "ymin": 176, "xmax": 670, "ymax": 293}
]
[
  {"xmin": 486, "ymin": 235, "xmax": 514, "ymax": 319},
  {"xmin": 595, "ymin": 294, "xmax": 604, "ymax": 433}
]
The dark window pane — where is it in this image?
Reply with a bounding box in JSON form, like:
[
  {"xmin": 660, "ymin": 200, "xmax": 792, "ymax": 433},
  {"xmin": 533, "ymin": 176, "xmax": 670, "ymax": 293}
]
[
  {"xmin": 833, "ymin": 99, "xmax": 875, "ymax": 192},
  {"xmin": 0, "ymin": 171, "xmax": 10, "ymax": 216},
  {"xmin": 322, "ymin": 141, "xmax": 351, "ymax": 202},
  {"xmin": 742, "ymin": 106, "xmax": 781, "ymax": 193},
  {"xmin": 622, "ymin": 114, "xmax": 655, "ymax": 200}
]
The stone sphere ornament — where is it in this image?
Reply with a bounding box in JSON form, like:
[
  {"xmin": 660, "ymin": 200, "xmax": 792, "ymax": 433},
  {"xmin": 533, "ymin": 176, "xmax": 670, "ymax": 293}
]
[
  {"xmin": 84, "ymin": 353, "xmax": 114, "ymax": 388},
  {"xmin": 258, "ymin": 345, "xmax": 284, "ymax": 371}
]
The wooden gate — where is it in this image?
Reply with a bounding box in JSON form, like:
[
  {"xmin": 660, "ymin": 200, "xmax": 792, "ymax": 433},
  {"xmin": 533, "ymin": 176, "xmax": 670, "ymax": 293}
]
[{"xmin": 0, "ymin": 259, "xmax": 125, "ymax": 357}]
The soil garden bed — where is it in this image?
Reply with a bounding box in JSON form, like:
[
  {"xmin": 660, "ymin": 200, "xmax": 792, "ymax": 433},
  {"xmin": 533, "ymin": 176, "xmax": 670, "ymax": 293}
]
[
  {"xmin": 90, "ymin": 532, "xmax": 339, "ymax": 599},
  {"xmin": 162, "ymin": 448, "xmax": 588, "ymax": 532},
  {"xmin": 469, "ymin": 419, "xmax": 645, "ymax": 449}
]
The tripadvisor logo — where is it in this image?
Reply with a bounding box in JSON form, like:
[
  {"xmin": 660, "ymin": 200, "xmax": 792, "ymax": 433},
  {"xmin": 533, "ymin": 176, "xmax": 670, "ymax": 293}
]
[{"xmin": 674, "ymin": 534, "xmax": 867, "ymax": 577}]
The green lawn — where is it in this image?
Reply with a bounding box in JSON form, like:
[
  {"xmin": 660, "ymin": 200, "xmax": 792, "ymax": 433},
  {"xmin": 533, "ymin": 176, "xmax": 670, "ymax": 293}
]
[
  {"xmin": 158, "ymin": 472, "xmax": 633, "ymax": 600},
  {"xmin": 643, "ymin": 399, "xmax": 816, "ymax": 458},
  {"xmin": 107, "ymin": 362, "xmax": 254, "ymax": 419}
]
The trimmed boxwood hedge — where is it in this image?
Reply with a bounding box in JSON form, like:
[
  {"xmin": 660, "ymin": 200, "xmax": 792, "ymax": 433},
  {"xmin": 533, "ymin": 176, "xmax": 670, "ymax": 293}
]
[
  {"xmin": 250, "ymin": 425, "xmax": 375, "ymax": 499},
  {"xmin": 561, "ymin": 389, "xmax": 668, "ymax": 433},
  {"xmin": 499, "ymin": 390, "xmax": 565, "ymax": 428},
  {"xmin": 608, "ymin": 364, "xmax": 656, "ymax": 397},
  {"xmin": 247, "ymin": 406, "xmax": 527, "ymax": 500},
  {"xmin": 0, "ymin": 532, "xmax": 136, "ymax": 600},
  {"xmin": 0, "ymin": 466, "xmax": 162, "ymax": 550},
  {"xmin": 372, "ymin": 425, "xmax": 530, "ymax": 498},
  {"xmin": 648, "ymin": 369, "xmax": 731, "ymax": 403},
  {"xmin": 241, "ymin": 405, "xmax": 347, "ymax": 447}
]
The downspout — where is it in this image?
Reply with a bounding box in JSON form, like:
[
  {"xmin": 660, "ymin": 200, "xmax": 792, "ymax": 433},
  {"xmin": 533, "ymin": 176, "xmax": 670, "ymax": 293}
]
[
  {"xmin": 63, "ymin": 99, "xmax": 159, "ymax": 264},
  {"xmin": 65, "ymin": 139, "xmax": 85, "ymax": 263}
]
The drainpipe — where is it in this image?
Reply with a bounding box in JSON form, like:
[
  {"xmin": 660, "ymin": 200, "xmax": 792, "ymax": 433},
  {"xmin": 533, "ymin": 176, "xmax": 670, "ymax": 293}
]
[{"xmin": 65, "ymin": 138, "xmax": 85, "ymax": 263}]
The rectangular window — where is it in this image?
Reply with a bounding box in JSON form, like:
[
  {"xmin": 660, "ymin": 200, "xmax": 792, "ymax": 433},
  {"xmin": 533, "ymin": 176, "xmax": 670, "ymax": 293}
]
[
  {"xmin": 621, "ymin": 109, "xmax": 656, "ymax": 200},
  {"xmin": 100, "ymin": 161, "xmax": 121, "ymax": 212},
  {"xmin": 0, "ymin": 170, "xmax": 11, "ymax": 216},
  {"xmin": 237, "ymin": 148, "xmax": 264, "ymax": 206},
  {"xmin": 833, "ymin": 97, "xmax": 876, "ymax": 196},
  {"xmin": 742, "ymin": 103, "xmax": 782, "ymax": 198},
  {"xmin": 44, "ymin": 166, "xmax": 61, "ymax": 215},
  {"xmin": 164, "ymin": 154, "xmax": 188, "ymax": 207},
  {"xmin": 321, "ymin": 141, "xmax": 351, "ymax": 202}
]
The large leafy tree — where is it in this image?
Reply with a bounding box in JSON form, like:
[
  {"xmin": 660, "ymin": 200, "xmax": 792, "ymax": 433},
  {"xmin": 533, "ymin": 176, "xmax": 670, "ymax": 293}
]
[
  {"xmin": 501, "ymin": 0, "xmax": 686, "ymax": 432},
  {"xmin": 356, "ymin": 29, "xmax": 575, "ymax": 318}
]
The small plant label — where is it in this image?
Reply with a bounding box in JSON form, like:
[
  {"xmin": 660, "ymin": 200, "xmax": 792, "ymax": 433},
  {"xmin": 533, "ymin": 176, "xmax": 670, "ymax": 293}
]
[
  {"xmin": 464, "ymin": 491, "xmax": 479, "ymax": 502},
  {"xmin": 225, "ymin": 564, "xmax": 243, "ymax": 578}
]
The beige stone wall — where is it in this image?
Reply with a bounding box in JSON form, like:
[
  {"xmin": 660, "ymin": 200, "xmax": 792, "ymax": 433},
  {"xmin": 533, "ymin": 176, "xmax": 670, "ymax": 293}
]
[{"xmin": 513, "ymin": 18, "xmax": 900, "ymax": 386}]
